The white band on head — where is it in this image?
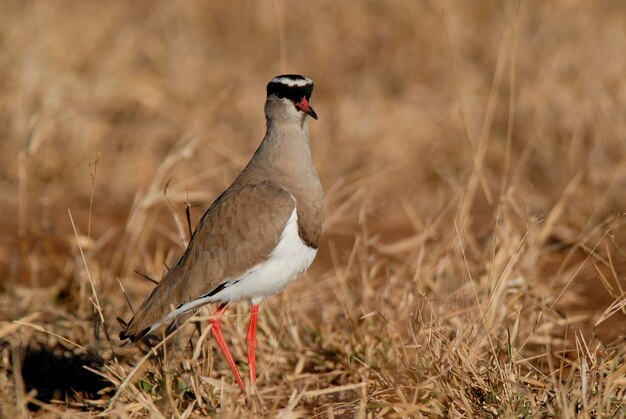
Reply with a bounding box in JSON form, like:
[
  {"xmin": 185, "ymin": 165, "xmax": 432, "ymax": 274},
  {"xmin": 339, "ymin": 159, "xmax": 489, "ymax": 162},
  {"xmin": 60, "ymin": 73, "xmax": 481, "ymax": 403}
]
[{"xmin": 271, "ymin": 76, "xmax": 313, "ymax": 87}]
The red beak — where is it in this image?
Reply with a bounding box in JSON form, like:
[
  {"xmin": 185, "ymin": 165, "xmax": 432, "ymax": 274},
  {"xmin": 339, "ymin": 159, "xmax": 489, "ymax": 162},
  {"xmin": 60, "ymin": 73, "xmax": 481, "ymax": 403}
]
[{"xmin": 295, "ymin": 97, "xmax": 318, "ymax": 120}]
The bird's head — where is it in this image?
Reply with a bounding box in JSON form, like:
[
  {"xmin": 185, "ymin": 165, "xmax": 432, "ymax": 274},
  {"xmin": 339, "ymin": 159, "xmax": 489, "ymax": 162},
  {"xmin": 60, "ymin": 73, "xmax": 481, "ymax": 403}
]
[{"xmin": 265, "ymin": 74, "xmax": 318, "ymax": 124}]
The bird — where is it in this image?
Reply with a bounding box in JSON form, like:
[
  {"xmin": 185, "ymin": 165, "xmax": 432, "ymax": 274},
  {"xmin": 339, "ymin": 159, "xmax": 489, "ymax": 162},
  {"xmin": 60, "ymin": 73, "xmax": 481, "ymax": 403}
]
[{"xmin": 119, "ymin": 74, "xmax": 323, "ymax": 393}]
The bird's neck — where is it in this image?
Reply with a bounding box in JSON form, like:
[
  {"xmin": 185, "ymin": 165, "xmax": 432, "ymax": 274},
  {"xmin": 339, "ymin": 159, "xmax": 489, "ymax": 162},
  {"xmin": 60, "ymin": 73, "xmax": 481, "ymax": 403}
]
[
  {"xmin": 234, "ymin": 117, "xmax": 323, "ymax": 248},
  {"xmin": 246, "ymin": 119, "xmax": 315, "ymax": 181}
]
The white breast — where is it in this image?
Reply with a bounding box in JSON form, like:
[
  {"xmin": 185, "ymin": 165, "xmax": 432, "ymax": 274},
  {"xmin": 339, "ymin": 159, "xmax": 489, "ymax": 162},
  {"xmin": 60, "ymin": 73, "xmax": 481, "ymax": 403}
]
[{"xmin": 216, "ymin": 206, "xmax": 317, "ymax": 304}]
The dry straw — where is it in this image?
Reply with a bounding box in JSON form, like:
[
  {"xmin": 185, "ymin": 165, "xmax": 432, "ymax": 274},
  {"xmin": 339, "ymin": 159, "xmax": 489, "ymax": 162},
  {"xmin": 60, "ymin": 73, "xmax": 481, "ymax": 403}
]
[{"xmin": 1, "ymin": 1, "xmax": 625, "ymax": 417}]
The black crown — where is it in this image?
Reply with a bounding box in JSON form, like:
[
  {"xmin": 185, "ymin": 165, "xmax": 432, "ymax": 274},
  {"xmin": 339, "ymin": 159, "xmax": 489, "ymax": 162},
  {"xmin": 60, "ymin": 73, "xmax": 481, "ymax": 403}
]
[{"xmin": 267, "ymin": 75, "xmax": 314, "ymax": 103}]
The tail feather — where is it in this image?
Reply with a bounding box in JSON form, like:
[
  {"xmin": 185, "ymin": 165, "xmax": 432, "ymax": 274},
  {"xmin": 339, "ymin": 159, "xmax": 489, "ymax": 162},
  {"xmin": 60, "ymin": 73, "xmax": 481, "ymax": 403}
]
[
  {"xmin": 119, "ymin": 266, "xmax": 188, "ymax": 342},
  {"xmin": 119, "ymin": 326, "xmax": 150, "ymax": 342}
]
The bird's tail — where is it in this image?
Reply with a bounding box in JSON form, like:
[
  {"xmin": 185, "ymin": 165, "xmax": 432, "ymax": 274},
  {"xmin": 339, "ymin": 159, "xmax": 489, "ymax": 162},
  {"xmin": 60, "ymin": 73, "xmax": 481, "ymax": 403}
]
[{"xmin": 119, "ymin": 266, "xmax": 187, "ymax": 342}]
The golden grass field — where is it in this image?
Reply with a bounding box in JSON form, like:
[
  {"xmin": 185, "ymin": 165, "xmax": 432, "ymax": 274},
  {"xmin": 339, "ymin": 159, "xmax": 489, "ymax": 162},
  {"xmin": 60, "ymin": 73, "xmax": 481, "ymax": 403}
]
[{"xmin": 1, "ymin": 1, "xmax": 625, "ymax": 417}]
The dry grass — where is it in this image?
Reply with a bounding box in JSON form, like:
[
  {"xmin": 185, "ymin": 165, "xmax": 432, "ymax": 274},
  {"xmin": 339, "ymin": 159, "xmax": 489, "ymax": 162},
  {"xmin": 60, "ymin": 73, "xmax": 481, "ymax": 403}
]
[{"xmin": 1, "ymin": 1, "xmax": 625, "ymax": 417}]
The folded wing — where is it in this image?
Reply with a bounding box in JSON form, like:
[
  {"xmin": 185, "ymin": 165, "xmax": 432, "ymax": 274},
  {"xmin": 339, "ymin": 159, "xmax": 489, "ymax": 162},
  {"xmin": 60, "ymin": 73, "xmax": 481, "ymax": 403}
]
[{"xmin": 120, "ymin": 181, "xmax": 295, "ymax": 341}]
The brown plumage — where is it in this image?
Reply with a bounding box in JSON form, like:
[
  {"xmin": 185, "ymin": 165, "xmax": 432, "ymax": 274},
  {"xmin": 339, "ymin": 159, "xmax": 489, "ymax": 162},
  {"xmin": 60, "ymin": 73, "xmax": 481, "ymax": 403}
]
[
  {"xmin": 120, "ymin": 183, "xmax": 296, "ymax": 340},
  {"xmin": 119, "ymin": 75, "xmax": 322, "ymax": 392}
]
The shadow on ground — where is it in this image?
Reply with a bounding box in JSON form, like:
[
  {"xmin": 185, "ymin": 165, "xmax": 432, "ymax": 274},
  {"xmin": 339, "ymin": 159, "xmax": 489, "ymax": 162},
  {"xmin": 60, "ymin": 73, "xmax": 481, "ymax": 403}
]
[{"xmin": 19, "ymin": 344, "xmax": 112, "ymax": 411}]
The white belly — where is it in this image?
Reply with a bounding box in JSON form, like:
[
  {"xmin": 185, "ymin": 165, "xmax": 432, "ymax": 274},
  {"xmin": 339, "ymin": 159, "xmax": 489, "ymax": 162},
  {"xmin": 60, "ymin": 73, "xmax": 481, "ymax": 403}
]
[
  {"xmin": 214, "ymin": 207, "xmax": 317, "ymax": 304},
  {"xmin": 145, "ymin": 207, "xmax": 317, "ymax": 335}
]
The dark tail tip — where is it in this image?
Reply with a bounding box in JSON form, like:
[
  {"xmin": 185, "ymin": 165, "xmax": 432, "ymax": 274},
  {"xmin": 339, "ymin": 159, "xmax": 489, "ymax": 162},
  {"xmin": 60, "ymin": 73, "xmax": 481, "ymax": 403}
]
[
  {"xmin": 119, "ymin": 327, "xmax": 150, "ymax": 343},
  {"xmin": 117, "ymin": 317, "xmax": 130, "ymax": 341}
]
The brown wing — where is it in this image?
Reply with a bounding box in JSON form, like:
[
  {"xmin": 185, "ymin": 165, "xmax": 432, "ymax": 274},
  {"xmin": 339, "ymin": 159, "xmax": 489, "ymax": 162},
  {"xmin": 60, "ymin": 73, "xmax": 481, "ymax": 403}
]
[{"xmin": 120, "ymin": 181, "xmax": 295, "ymax": 340}]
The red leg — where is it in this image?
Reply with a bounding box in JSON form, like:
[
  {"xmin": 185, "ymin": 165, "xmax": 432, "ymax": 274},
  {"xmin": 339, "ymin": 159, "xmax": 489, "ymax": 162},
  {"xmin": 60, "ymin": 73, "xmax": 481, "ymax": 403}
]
[
  {"xmin": 210, "ymin": 303, "xmax": 245, "ymax": 393},
  {"xmin": 246, "ymin": 304, "xmax": 259, "ymax": 386}
]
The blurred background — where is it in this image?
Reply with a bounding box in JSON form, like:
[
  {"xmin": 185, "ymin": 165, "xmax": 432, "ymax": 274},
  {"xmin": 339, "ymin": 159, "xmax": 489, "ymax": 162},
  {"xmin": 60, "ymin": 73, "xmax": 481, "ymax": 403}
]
[
  {"xmin": 0, "ymin": 0, "xmax": 625, "ymax": 415},
  {"xmin": 2, "ymin": 0, "xmax": 624, "ymax": 286}
]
